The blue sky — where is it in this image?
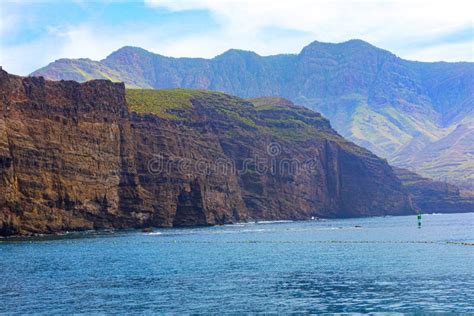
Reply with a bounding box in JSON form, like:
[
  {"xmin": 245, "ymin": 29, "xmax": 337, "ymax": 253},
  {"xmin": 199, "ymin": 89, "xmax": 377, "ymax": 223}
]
[{"xmin": 1, "ymin": 0, "xmax": 473, "ymax": 75}]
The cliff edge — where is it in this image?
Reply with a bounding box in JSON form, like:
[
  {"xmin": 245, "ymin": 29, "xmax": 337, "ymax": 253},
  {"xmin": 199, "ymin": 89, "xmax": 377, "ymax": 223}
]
[{"xmin": 0, "ymin": 70, "xmax": 414, "ymax": 236}]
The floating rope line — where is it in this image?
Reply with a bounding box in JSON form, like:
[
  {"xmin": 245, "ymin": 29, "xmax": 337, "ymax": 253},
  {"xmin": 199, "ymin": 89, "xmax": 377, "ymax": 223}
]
[
  {"xmin": 144, "ymin": 240, "xmax": 474, "ymax": 246},
  {"xmin": 2, "ymin": 237, "xmax": 472, "ymax": 246}
]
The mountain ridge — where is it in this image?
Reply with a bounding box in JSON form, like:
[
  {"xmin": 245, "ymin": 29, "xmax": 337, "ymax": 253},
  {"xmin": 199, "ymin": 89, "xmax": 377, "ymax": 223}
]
[{"xmin": 30, "ymin": 39, "xmax": 474, "ymax": 186}]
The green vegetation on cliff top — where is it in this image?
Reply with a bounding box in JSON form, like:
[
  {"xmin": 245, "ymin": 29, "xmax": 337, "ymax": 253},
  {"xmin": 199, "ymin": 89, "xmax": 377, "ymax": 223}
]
[{"xmin": 126, "ymin": 88, "xmax": 203, "ymax": 119}]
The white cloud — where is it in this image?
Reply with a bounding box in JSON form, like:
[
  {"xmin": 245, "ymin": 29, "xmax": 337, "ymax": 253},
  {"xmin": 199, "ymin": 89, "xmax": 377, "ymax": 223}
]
[
  {"xmin": 1, "ymin": 0, "xmax": 472, "ymax": 75},
  {"xmin": 145, "ymin": 0, "xmax": 473, "ymax": 35},
  {"xmin": 145, "ymin": 0, "xmax": 474, "ymax": 59}
]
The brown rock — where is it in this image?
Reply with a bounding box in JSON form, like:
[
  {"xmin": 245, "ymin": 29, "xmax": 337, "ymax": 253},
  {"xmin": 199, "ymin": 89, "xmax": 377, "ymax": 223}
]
[{"xmin": 0, "ymin": 69, "xmax": 414, "ymax": 236}]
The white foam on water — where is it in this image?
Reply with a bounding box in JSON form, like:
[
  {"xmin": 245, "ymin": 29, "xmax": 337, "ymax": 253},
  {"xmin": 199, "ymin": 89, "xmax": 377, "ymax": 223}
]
[
  {"xmin": 145, "ymin": 232, "xmax": 163, "ymax": 236},
  {"xmin": 256, "ymin": 220, "xmax": 294, "ymax": 224}
]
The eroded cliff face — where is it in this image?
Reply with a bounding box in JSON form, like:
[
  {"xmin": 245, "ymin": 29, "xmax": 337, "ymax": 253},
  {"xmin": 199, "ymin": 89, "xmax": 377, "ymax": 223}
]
[
  {"xmin": 184, "ymin": 94, "xmax": 413, "ymax": 220},
  {"xmin": 0, "ymin": 69, "xmax": 414, "ymax": 236},
  {"xmin": 0, "ymin": 69, "xmax": 148, "ymax": 235},
  {"xmin": 394, "ymin": 167, "xmax": 474, "ymax": 213}
]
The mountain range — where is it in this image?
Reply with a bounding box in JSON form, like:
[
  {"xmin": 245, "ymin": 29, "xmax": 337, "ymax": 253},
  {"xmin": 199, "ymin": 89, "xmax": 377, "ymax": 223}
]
[{"xmin": 31, "ymin": 39, "xmax": 474, "ymax": 189}]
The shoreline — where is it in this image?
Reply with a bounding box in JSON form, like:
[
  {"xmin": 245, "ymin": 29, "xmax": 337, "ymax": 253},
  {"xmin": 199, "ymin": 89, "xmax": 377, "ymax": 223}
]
[{"xmin": 2, "ymin": 212, "xmax": 469, "ymax": 241}]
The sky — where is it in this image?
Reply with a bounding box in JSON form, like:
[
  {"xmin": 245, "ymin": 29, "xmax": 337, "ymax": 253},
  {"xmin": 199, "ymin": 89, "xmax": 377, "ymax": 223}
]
[{"xmin": 1, "ymin": 0, "xmax": 473, "ymax": 75}]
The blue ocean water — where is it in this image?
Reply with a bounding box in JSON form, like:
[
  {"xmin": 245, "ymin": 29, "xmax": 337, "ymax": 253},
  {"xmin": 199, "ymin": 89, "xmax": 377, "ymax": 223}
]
[{"xmin": 1, "ymin": 213, "xmax": 473, "ymax": 314}]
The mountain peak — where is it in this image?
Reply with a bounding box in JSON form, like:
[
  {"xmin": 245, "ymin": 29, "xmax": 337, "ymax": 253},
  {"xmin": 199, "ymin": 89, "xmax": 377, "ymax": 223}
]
[
  {"xmin": 299, "ymin": 38, "xmax": 389, "ymax": 57},
  {"xmin": 341, "ymin": 39, "xmax": 375, "ymax": 47},
  {"xmin": 103, "ymin": 46, "xmax": 156, "ymax": 62},
  {"xmin": 216, "ymin": 49, "xmax": 261, "ymax": 59}
]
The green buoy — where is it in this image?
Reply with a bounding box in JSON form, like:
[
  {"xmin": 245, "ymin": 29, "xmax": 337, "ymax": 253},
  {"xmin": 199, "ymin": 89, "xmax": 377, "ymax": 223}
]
[{"xmin": 417, "ymin": 213, "xmax": 422, "ymax": 228}]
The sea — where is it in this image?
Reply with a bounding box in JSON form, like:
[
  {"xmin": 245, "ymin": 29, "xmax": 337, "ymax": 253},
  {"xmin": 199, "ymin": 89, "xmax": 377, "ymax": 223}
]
[{"xmin": 1, "ymin": 212, "xmax": 473, "ymax": 314}]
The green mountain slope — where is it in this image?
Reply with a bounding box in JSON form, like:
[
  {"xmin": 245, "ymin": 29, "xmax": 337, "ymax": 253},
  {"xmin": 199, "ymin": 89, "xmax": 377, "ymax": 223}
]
[{"xmin": 31, "ymin": 40, "xmax": 474, "ymax": 186}]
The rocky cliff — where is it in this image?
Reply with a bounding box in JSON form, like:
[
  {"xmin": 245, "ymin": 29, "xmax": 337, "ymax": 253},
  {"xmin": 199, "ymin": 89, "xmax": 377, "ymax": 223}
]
[
  {"xmin": 0, "ymin": 69, "xmax": 414, "ymax": 236},
  {"xmin": 394, "ymin": 167, "xmax": 474, "ymax": 213}
]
